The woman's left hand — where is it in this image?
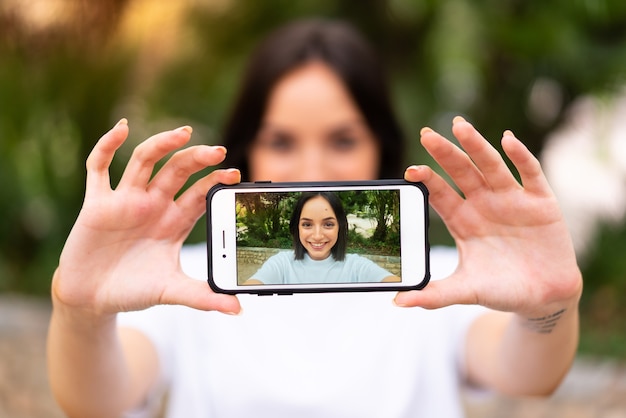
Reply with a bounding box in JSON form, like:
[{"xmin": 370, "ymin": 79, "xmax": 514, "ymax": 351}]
[{"xmin": 395, "ymin": 116, "xmax": 582, "ymax": 317}]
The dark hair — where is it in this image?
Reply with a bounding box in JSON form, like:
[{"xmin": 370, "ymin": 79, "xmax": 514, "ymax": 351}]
[
  {"xmin": 221, "ymin": 18, "xmax": 405, "ymax": 179},
  {"xmin": 289, "ymin": 192, "xmax": 348, "ymax": 261}
]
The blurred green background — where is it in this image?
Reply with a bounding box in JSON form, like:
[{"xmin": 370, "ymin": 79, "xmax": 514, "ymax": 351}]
[{"xmin": 1, "ymin": 0, "xmax": 625, "ymax": 358}]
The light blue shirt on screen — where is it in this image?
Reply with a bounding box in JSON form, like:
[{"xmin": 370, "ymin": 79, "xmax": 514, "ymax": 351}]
[{"xmin": 250, "ymin": 250, "xmax": 392, "ymax": 284}]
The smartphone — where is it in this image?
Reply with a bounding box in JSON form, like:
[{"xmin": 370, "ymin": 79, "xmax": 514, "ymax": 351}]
[{"xmin": 206, "ymin": 180, "xmax": 429, "ymax": 295}]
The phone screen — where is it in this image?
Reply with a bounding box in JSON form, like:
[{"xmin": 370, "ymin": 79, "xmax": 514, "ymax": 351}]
[{"xmin": 207, "ymin": 181, "xmax": 429, "ymax": 294}]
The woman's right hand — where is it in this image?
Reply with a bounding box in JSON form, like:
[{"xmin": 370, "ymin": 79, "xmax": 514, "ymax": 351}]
[{"xmin": 52, "ymin": 119, "xmax": 242, "ymax": 317}]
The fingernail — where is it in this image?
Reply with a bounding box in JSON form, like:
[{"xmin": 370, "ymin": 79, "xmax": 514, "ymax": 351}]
[
  {"xmin": 226, "ymin": 307, "xmax": 243, "ymax": 316},
  {"xmin": 225, "ymin": 168, "xmax": 241, "ymax": 181},
  {"xmin": 503, "ymin": 129, "xmax": 514, "ymax": 137},
  {"xmin": 392, "ymin": 296, "xmax": 407, "ymax": 307},
  {"xmin": 176, "ymin": 126, "xmax": 193, "ymax": 134},
  {"xmin": 213, "ymin": 145, "xmax": 227, "ymax": 154},
  {"xmin": 406, "ymin": 165, "xmax": 420, "ymax": 173},
  {"xmin": 115, "ymin": 118, "xmax": 128, "ymax": 127},
  {"xmin": 452, "ymin": 115, "xmax": 467, "ymax": 124},
  {"xmin": 420, "ymin": 127, "xmax": 433, "ymax": 135}
]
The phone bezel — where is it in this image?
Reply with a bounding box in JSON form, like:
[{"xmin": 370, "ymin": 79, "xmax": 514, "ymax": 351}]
[{"xmin": 206, "ymin": 180, "xmax": 430, "ymax": 295}]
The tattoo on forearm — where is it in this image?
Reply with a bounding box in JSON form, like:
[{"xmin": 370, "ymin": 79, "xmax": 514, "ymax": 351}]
[{"xmin": 522, "ymin": 309, "xmax": 566, "ymax": 334}]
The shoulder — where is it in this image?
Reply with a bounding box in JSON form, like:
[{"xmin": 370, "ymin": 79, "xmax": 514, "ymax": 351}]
[
  {"xmin": 267, "ymin": 250, "xmax": 295, "ymax": 263},
  {"xmin": 343, "ymin": 253, "xmax": 375, "ymax": 266},
  {"xmin": 256, "ymin": 250, "xmax": 296, "ymax": 270}
]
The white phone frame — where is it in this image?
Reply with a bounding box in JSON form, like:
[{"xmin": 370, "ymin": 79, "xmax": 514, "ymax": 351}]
[{"xmin": 207, "ymin": 180, "xmax": 430, "ymax": 295}]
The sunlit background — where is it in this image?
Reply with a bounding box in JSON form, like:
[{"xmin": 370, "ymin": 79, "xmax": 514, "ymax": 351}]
[{"xmin": 1, "ymin": 0, "xmax": 626, "ymax": 416}]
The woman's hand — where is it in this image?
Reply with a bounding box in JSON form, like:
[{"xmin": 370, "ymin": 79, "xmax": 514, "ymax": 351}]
[
  {"xmin": 396, "ymin": 116, "xmax": 582, "ymax": 317},
  {"xmin": 53, "ymin": 119, "xmax": 242, "ymax": 317}
]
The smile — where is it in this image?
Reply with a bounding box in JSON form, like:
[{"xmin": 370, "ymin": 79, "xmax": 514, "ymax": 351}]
[{"xmin": 308, "ymin": 242, "xmax": 328, "ymax": 250}]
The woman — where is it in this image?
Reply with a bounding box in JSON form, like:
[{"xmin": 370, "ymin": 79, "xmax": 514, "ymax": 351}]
[
  {"xmin": 246, "ymin": 191, "xmax": 400, "ymax": 284},
  {"xmin": 48, "ymin": 19, "xmax": 582, "ymax": 418},
  {"xmin": 221, "ymin": 19, "xmax": 403, "ymax": 182}
]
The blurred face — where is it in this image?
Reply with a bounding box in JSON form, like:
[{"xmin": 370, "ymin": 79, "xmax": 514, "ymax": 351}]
[
  {"xmin": 298, "ymin": 196, "xmax": 339, "ymax": 260},
  {"xmin": 248, "ymin": 61, "xmax": 380, "ymax": 182}
]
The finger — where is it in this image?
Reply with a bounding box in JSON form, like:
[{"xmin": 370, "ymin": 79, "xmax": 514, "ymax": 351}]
[
  {"xmin": 420, "ymin": 126, "xmax": 486, "ymax": 197},
  {"xmin": 393, "ymin": 277, "xmax": 477, "ymax": 310},
  {"xmin": 117, "ymin": 126, "xmax": 193, "ymax": 190},
  {"xmin": 148, "ymin": 145, "xmax": 228, "ymax": 199},
  {"xmin": 175, "ymin": 168, "xmax": 241, "ymax": 222},
  {"xmin": 161, "ymin": 275, "xmax": 242, "ymax": 314},
  {"xmin": 451, "ymin": 117, "xmax": 520, "ymax": 192},
  {"xmin": 404, "ymin": 165, "xmax": 464, "ymax": 222},
  {"xmin": 85, "ymin": 119, "xmax": 129, "ymax": 195},
  {"xmin": 502, "ymin": 131, "xmax": 552, "ymax": 196}
]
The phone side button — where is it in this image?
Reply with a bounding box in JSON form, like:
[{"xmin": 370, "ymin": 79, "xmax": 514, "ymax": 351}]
[{"xmin": 256, "ymin": 292, "xmax": 293, "ymax": 296}]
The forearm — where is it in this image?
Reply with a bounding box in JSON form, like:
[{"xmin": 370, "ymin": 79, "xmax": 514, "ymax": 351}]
[
  {"xmin": 47, "ymin": 274, "xmax": 157, "ymax": 417},
  {"xmin": 466, "ymin": 287, "xmax": 582, "ymax": 396}
]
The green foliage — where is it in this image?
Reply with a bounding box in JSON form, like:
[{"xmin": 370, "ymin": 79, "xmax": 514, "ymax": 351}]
[
  {"xmin": 236, "ymin": 193, "xmax": 295, "ymax": 247},
  {"xmin": 346, "ymin": 228, "xmax": 400, "ymax": 256},
  {"xmin": 367, "ymin": 190, "xmax": 399, "ymax": 243},
  {"xmin": 578, "ymin": 219, "xmax": 626, "ymax": 358},
  {"xmin": 0, "ymin": 11, "xmax": 133, "ymax": 293}
]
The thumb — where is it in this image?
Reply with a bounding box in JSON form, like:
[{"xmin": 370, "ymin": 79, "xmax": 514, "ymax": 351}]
[
  {"xmin": 393, "ymin": 277, "xmax": 476, "ymax": 309},
  {"xmin": 161, "ymin": 275, "xmax": 242, "ymax": 315}
]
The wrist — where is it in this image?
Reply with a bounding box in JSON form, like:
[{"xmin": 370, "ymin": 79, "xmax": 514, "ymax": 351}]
[
  {"xmin": 515, "ymin": 284, "xmax": 581, "ymax": 334},
  {"xmin": 518, "ymin": 308, "xmax": 568, "ymax": 334},
  {"xmin": 51, "ymin": 268, "xmax": 117, "ymax": 329},
  {"xmin": 520, "ymin": 266, "xmax": 583, "ymax": 315}
]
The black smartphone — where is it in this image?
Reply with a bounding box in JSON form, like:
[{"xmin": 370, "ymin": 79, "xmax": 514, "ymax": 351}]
[{"xmin": 206, "ymin": 180, "xmax": 429, "ymax": 295}]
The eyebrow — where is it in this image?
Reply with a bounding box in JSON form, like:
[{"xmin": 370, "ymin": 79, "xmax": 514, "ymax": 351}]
[
  {"xmin": 260, "ymin": 120, "xmax": 366, "ymax": 136},
  {"xmin": 327, "ymin": 122, "xmax": 366, "ymax": 136},
  {"xmin": 300, "ymin": 217, "xmax": 337, "ymax": 221},
  {"xmin": 257, "ymin": 125, "xmax": 293, "ymax": 135}
]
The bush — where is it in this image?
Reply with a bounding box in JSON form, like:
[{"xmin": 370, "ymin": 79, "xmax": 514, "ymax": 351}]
[{"xmin": 578, "ymin": 218, "xmax": 626, "ymax": 358}]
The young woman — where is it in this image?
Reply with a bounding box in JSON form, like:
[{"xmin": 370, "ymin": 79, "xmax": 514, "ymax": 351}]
[
  {"xmin": 47, "ymin": 19, "xmax": 582, "ymax": 418},
  {"xmin": 246, "ymin": 191, "xmax": 400, "ymax": 285},
  {"xmin": 221, "ymin": 18, "xmax": 403, "ymax": 182}
]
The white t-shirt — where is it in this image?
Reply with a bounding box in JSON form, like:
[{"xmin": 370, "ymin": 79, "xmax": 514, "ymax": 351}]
[
  {"xmin": 251, "ymin": 251, "xmax": 392, "ymax": 284},
  {"xmin": 119, "ymin": 245, "xmax": 487, "ymax": 418}
]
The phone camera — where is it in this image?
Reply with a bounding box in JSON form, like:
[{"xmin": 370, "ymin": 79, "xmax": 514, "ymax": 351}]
[{"xmin": 222, "ymin": 254, "xmax": 227, "ymax": 258}]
